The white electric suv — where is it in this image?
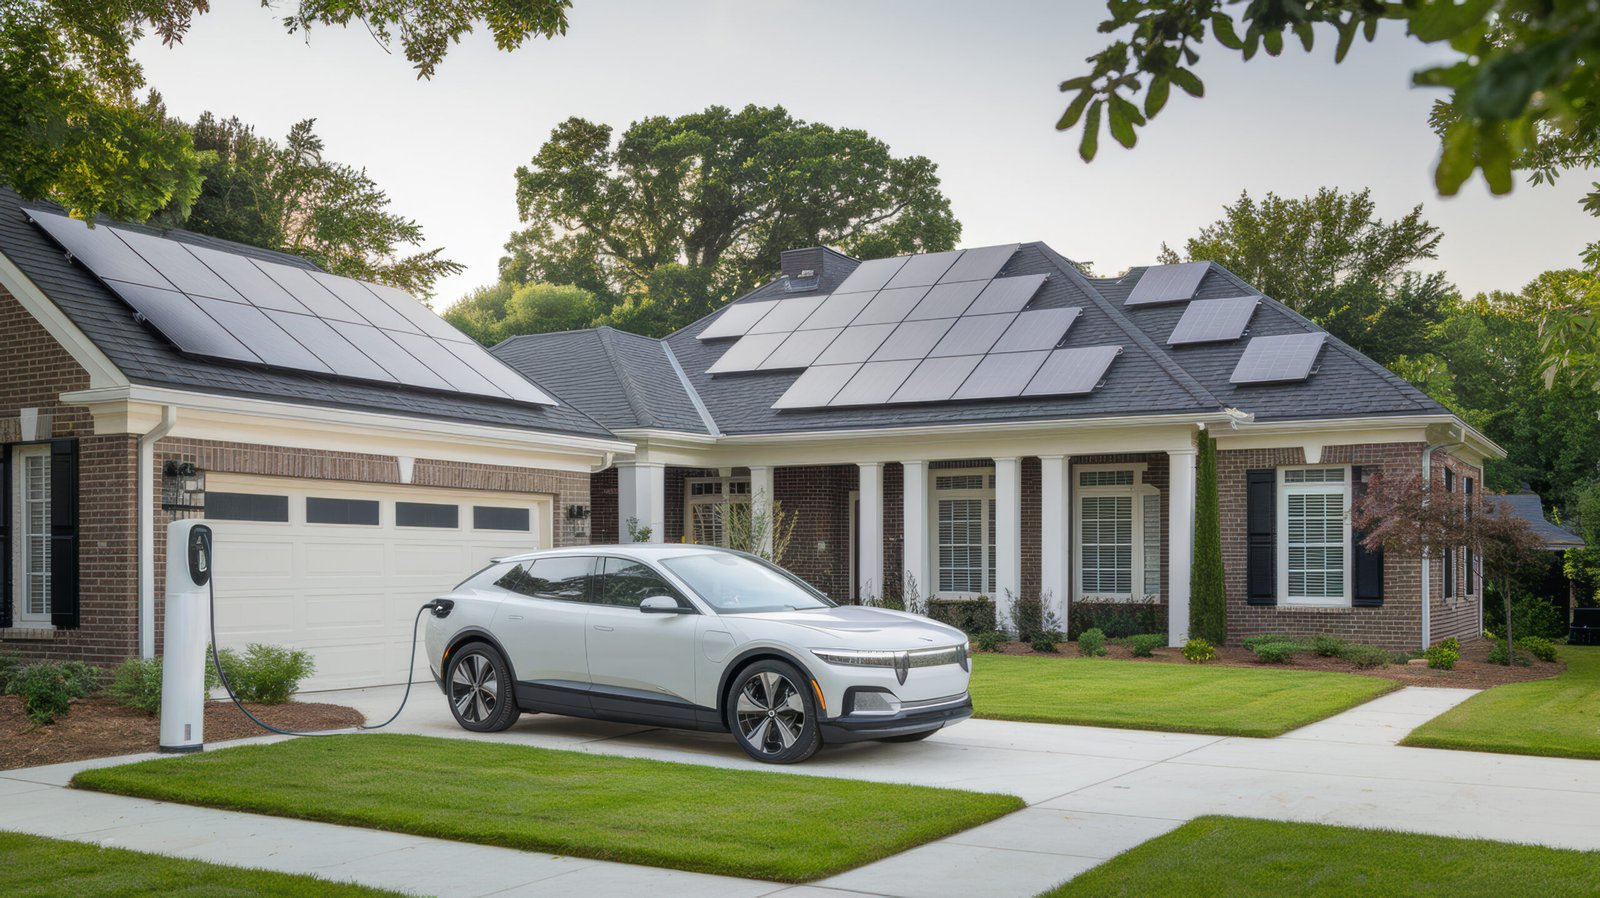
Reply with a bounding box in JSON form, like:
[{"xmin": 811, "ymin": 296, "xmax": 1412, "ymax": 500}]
[{"xmin": 424, "ymin": 545, "xmax": 972, "ymax": 763}]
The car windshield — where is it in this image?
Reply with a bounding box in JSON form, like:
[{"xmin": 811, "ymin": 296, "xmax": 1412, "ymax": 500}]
[{"xmin": 661, "ymin": 553, "xmax": 837, "ymax": 614}]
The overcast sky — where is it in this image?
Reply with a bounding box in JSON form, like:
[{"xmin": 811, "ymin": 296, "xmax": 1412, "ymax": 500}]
[{"xmin": 133, "ymin": 1, "xmax": 1595, "ymax": 304}]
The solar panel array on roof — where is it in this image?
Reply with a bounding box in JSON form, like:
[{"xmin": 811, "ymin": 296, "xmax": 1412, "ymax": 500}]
[
  {"xmin": 697, "ymin": 299, "xmax": 774, "ymax": 339},
  {"xmin": 29, "ymin": 210, "xmax": 557, "ymax": 405},
  {"xmin": 1168, "ymin": 296, "xmax": 1260, "ymax": 345},
  {"xmin": 1230, "ymin": 332, "xmax": 1326, "ymax": 384},
  {"xmin": 1125, "ymin": 261, "xmax": 1211, "ymax": 306}
]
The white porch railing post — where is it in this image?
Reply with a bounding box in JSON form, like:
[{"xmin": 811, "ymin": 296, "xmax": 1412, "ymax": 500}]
[
  {"xmin": 902, "ymin": 460, "xmax": 928, "ymax": 605},
  {"xmin": 1167, "ymin": 446, "xmax": 1198, "ymax": 646},
  {"xmin": 749, "ymin": 465, "xmax": 774, "ymax": 558},
  {"xmin": 994, "ymin": 457, "xmax": 1022, "ymax": 627},
  {"xmin": 615, "ymin": 461, "xmax": 666, "ymax": 543},
  {"xmin": 857, "ymin": 462, "xmax": 883, "ymax": 602},
  {"xmin": 1039, "ymin": 455, "xmax": 1071, "ymax": 630}
]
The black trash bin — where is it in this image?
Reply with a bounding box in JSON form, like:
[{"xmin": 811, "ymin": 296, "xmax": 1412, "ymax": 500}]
[{"xmin": 1572, "ymin": 607, "xmax": 1600, "ymax": 646}]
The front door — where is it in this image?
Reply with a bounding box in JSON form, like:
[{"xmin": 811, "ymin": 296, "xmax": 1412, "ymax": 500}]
[{"xmin": 585, "ymin": 556, "xmax": 702, "ymax": 722}]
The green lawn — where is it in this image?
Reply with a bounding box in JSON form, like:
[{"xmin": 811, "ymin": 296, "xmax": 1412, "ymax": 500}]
[
  {"xmin": 1402, "ymin": 644, "xmax": 1600, "ymax": 760},
  {"xmin": 1042, "ymin": 816, "xmax": 1600, "ymax": 897},
  {"xmin": 0, "ymin": 830, "xmax": 400, "ymax": 897},
  {"xmin": 969, "ymin": 653, "xmax": 1396, "ymax": 737},
  {"xmin": 72, "ymin": 733, "xmax": 1022, "ymax": 883}
]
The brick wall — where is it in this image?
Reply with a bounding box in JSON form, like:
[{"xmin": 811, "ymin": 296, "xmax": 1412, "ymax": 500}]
[
  {"xmin": 1430, "ymin": 451, "xmax": 1485, "ymax": 645},
  {"xmin": 590, "ymin": 466, "xmax": 618, "ymax": 544},
  {"xmin": 775, "ymin": 464, "xmax": 857, "ymax": 600}
]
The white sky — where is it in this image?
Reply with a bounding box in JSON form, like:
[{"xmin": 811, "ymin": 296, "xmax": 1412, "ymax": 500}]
[{"xmin": 133, "ymin": 1, "xmax": 1596, "ymax": 303}]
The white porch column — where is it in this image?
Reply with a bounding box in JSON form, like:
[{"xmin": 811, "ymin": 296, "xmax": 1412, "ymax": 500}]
[
  {"xmin": 857, "ymin": 462, "xmax": 883, "ymax": 601},
  {"xmin": 615, "ymin": 461, "xmax": 666, "ymax": 543},
  {"xmin": 748, "ymin": 465, "xmax": 775, "ymax": 557},
  {"xmin": 1039, "ymin": 455, "xmax": 1071, "ymax": 627},
  {"xmin": 901, "ymin": 461, "xmax": 928, "ymax": 603},
  {"xmin": 1167, "ymin": 446, "xmax": 1198, "ymax": 646},
  {"xmin": 994, "ymin": 457, "xmax": 1022, "ymax": 625}
]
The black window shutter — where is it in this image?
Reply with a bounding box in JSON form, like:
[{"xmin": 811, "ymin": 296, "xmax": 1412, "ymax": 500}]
[
  {"xmin": 49, "ymin": 439, "xmax": 80, "ymax": 630},
  {"xmin": 1246, "ymin": 469, "xmax": 1277, "ymax": 605},
  {"xmin": 1, "ymin": 443, "xmax": 11, "ymax": 629},
  {"xmin": 1351, "ymin": 465, "xmax": 1384, "ymax": 607}
]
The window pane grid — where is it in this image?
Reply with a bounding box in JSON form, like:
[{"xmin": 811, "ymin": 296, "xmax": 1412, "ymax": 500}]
[
  {"xmin": 1286, "ymin": 487, "xmax": 1345, "ymax": 599},
  {"xmin": 1081, "ymin": 495, "xmax": 1133, "ymax": 595},
  {"xmin": 24, "ymin": 454, "xmax": 51, "ymax": 616},
  {"xmin": 937, "ymin": 498, "xmax": 987, "ymax": 593}
]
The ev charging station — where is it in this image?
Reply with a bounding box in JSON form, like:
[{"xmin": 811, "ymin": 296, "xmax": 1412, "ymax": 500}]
[{"xmin": 160, "ymin": 519, "xmax": 212, "ymax": 753}]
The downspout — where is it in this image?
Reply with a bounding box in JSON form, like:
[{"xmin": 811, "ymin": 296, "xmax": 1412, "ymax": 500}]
[{"xmin": 138, "ymin": 406, "xmax": 177, "ymax": 659}]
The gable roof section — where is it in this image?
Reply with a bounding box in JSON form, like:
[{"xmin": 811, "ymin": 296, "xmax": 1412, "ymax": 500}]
[
  {"xmin": 0, "ymin": 187, "xmax": 613, "ymax": 438},
  {"xmin": 1498, "ymin": 492, "xmax": 1585, "ymax": 551},
  {"xmin": 492, "ymin": 327, "xmax": 712, "ymax": 434}
]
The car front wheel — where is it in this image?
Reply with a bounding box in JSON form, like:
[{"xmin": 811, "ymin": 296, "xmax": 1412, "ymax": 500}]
[
  {"xmin": 729, "ymin": 660, "xmax": 820, "ymax": 764},
  {"xmin": 446, "ymin": 642, "xmax": 521, "ymax": 733}
]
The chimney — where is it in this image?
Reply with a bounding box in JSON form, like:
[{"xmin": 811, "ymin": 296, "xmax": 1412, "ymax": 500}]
[{"xmin": 780, "ymin": 247, "xmax": 824, "ymax": 282}]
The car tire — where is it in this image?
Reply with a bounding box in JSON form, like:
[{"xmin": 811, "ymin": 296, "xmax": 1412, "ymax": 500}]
[
  {"xmin": 727, "ymin": 659, "xmax": 821, "ymax": 764},
  {"xmin": 446, "ymin": 642, "xmax": 521, "ymax": 733},
  {"xmin": 877, "ymin": 728, "xmax": 939, "ymax": 744}
]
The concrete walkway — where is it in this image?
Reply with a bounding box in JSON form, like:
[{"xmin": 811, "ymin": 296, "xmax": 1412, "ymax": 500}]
[{"xmin": 4, "ymin": 685, "xmax": 1599, "ymax": 897}]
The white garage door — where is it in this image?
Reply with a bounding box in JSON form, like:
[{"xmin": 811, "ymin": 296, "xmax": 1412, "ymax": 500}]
[{"xmin": 202, "ymin": 474, "xmax": 552, "ymax": 691}]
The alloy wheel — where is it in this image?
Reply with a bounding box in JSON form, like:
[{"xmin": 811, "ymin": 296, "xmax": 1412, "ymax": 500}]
[
  {"xmin": 450, "ymin": 653, "xmax": 498, "ymax": 724},
  {"xmin": 735, "ymin": 671, "xmax": 806, "ymax": 755}
]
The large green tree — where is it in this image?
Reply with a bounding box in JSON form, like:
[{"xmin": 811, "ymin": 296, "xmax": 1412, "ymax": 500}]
[
  {"xmin": 156, "ymin": 114, "xmax": 461, "ymax": 295},
  {"xmin": 444, "ymin": 281, "xmax": 597, "ymax": 344},
  {"xmin": 494, "ymin": 104, "xmax": 961, "ymax": 337},
  {"xmin": 1160, "ymin": 187, "xmax": 1450, "ymax": 365},
  {"xmin": 1, "ymin": 0, "xmax": 571, "ymax": 223}
]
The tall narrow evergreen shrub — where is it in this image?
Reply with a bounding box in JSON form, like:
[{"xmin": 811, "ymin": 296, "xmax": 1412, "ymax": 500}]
[{"xmin": 1190, "ymin": 430, "xmax": 1227, "ymax": 644}]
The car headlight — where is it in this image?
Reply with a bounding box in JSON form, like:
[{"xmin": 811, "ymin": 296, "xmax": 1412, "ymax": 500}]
[{"xmin": 810, "ymin": 648, "xmax": 902, "ymax": 668}]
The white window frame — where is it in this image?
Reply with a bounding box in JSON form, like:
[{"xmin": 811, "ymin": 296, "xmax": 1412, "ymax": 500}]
[
  {"xmin": 928, "ymin": 467, "xmax": 996, "ymax": 598},
  {"xmin": 1074, "ymin": 463, "xmax": 1158, "ymax": 602},
  {"xmin": 11, "ymin": 445, "xmax": 53, "ymax": 628},
  {"xmin": 1277, "ymin": 465, "xmax": 1353, "ymax": 607},
  {"xmin": 683, "ymin": 475, "xmax": 750, "ymax": 548}
]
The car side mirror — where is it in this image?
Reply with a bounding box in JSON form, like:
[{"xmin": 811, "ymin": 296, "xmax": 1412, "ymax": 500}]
[{"xmin": 640, "ymin": 596, "xmax": 689, "ymax": 614}]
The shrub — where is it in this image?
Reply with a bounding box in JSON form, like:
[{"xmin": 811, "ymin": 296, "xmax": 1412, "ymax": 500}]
[
  {"xmin": 1031, "ymin": 633, "xmax": 1060, "ymax": 653},
  {"xmin": 0, "ymin": 651, "xmax": 21, "ymax": 692},
  {"xmin": 1190, "ymin": 430, "xmax": 1228, "ymax": 644},
  {"xmin": 1310, "ymin": 635, "xmax": 1347, "ymax": 658},
  {"xmin": 1516, "ymin": 636, "xmax": 1558, "ymax": 663},
  {"xmin": 1241, "ymin": 634, "xmax": 1300, "ymax": 651},
  {"xmin": 1077, "ymin": 628, "xmax": 1108, "ymax": 657},
  {"xmin": 1250, "ymin": 641, "xmax": 1299, "ymax": 664},
  {"xmin": 1009, "ymin": 592, "xmax": 1064, "ymax": 647},
  {"xmin": 1181, "ymin": 638, "xmax": 1215, "ymax": 663},
  {"xmin": 219, "ymin": 644, "xmax": 316, "ymax": 704},
  {"xmin": 1068, "ymin": 597, "xmax": 1166, "ymax": 640},
  {"xmin": 1483, "ymin": 594, "xmax": 1570, "ymax": 641},
  {"xmin": 1424, "ymin": 641, "xmax": 1459, "ymax": 670},
  {"xmin": 1128, "ymin": 633, "xmax": 1166, "ymax": 657},
  {"xmin": 929, "ymin": 597, "xmax": 997, "ymax": 635},
  {"xmin": 1487, "ymin": 637, "xmax": 1534, "ymax": 666},
  {"xmin": 109, "ymin": 652, "xmax": 223, "ymax": 714},
  {"xmin": 1341, "ymin": 644, "xmax": 1391, "ymax": 669},
  {"xmin": 972, "ymin": 630, "xmax": 1007, "ymax": 653},
  {"xmin": 7, "ymin": 661, "xmax": 99, "ymax": 725}
]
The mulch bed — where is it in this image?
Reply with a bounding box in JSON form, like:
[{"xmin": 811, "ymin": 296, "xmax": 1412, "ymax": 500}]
[
  {"xmin": 996, "ymin": 638, "xmax": 1564, "ymax": 689},
  {"xmin": 0, "ymin": 697, "xmax": 366, "ymax": 772}
]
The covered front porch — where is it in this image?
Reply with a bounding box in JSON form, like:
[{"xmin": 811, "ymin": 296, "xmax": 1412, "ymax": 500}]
[{"xmin": 594, "ymin": 421, "xmax": 1204, "ymax": 645}]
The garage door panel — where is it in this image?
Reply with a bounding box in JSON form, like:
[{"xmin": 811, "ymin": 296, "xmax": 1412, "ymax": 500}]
[
  {"xmin": 391, "ymin": 543, "xmax": 471, "ymax": 577},
  {"xmin": 304, "ymin": 542, "xmax": 387, "ymax": 577},
  {"xmin": 210, "ymin": 536, "xmax": 295, "ymax": 579}
]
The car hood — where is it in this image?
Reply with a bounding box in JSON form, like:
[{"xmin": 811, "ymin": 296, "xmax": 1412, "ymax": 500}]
[{"xmin": 728, "ymin": 606, "xmax": 966, "ymax": 647}]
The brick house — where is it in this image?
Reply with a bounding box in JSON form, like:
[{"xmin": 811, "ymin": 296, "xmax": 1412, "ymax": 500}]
[
  {"xmin": 0, "ymin": 188, "xmax": 627, "ymax": 689},
  {"xmin": 495, "ymin": 244, "xmax": 1499, "ymax": 652}
]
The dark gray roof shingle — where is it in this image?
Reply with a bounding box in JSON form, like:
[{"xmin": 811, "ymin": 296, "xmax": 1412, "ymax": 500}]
[{"xmin": 492, "ymin": 327, "xmax": 711, "ymax": 433}]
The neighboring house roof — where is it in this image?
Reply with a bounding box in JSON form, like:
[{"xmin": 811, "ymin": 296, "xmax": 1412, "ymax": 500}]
[
  {"xmin": 0, "ymin": 188, "xmax": 613, "ymax": 438},
  {"xmin": 1498, "ymin": 491, "xmax": 1586, "ymax": 551},
  {"xmin": 492, "ymin": 327, "xmax": 713, "ymax": 434}
]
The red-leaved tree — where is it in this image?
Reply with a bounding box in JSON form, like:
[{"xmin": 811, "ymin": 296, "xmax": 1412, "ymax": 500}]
[{"xmin": 1352, "ymin": 471, "xmax": 1546, "ymax": 663}]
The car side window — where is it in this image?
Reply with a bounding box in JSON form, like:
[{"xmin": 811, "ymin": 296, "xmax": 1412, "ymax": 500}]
[
  {"xmin": 598, "ymin": 557, "xmax": 686, "ymax": 609},
  {"xmin": 495, "ymin": 556, "xmax": 595, "ymax": 603}
]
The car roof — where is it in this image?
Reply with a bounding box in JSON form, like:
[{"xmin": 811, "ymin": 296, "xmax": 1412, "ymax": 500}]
[{"xmin": 493, "ymin": 544, "xmax": 736, "ymax": 564}]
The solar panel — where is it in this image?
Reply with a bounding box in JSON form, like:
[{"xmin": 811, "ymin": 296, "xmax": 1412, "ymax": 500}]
[
  {"xmin": 747, "ymin": 296, "xmax": 826, "ymax": 335},
  {"xmin": 254, "ymin": 260, "xmax": 365, "ymax": 322},
  {"xmin": 832, "ymin": 256, "xmax": 908, "ymax": 294},
  {"xmin": 192, "ymin": 297, "xmax": 332, "ymax": 373},
  {"xmin": 112, "ymin": 282, "xmax": 261, "ymax": 363},
  {"xmin": 829, "ymin": 359, "xmax": 919, "ymax": 406},
  {"xmin": 1022, "ymin": 346, "xmax": 1121, "ymax": 396},
  {"xmin": 992, "ymin": 307, "xmax": 1081, "ymax": 353},
  {"xmin": 939, "ymin": 244, "xmax": 1019, "ymax": 283},
  {"xmin": 889, "ymin": 356, "xmax": 983, "ymax": 404},
  {"xmin": 387, "ymin": 330, "xmax": 508, "ymax": 396},
  {"xmin": 813, "ymin": 323, "xmax": 896, "ymax": 365},
  {"xmin": 882, "ymin": 250, "xmax": 961, "ymax": 289},
  {"xmin": 184, "ymin": 245, "xmax": 309, "ymax": 313},
  {"xmin": 27, "ymin": 211, "xmax": 171, "ymax": 288},
  {"xmin": 758, "ymin": 328, "xmax": 844, "ymax": 370},
  {"xmin": 772, "ymin": 363, "xmax": 861, "ymax": 409},
  {"xmin": 1230, "ymin": 333, "xmax": 1326, "ymax": 384},
  {"xmin": 1126, "ymin": 261, "xmax": 1210, "ymax": 305},
  {"xmin": 264, "ymin": 310, "xmax": 397, "ymax": 382},
  {"xmin": 952, "ymin": 351, "xmax": 1051, "ymax": 400},
  {"xmin": 869, "ymin": 319, "xmax": 957, "ymax": 361},
  {"xmin": 706, "ymin": 331, "xmax": 787, "ymax": 373},
  {"xmin": 443, "ymin": 341, "xmax": 558, "ymax": 404},
  {"xmin": 327, "ymin": 320, "xmax": 454, "ymax": 390},
  {"xmin": 927, "ymin": 314, "xmax": 1014, "ymax": 358},
  {"xmin": 698, "ymin": 300, "xmax": 776, "ymax": 339},
  {"xmin": 360, "ymin": 279, "xmax": 473, "ymax": 343},
  {"xmin": 799, "ymin": 292, "xmax": 873, "ymax": 330},
  {"xmin": 854, "ymin": 285, "xmax": 931, "ymax": 324},
  {"xmin": 906, "ymin": 280, "xmax": 985, "ymax": 321},
  {"xmin": 965, "ymin": 274, "xmax": 1048, "ymax": 316},
  {"xmin": 311, "ymin": 272, "xmax": 422, "ymax": 334},
  {"xmin": 1167, "ymin": 296, "xmax": 1259, "ymax": 345},
  {"xmin": 114, "ymin": 227, "xmax": 244, "ymax": 301}
]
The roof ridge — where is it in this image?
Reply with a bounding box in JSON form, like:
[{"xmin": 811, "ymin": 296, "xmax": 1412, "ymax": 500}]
[
  {"xmin": 661, "ymin": 341, "xmax": 720, "ymax": 435},
  {"xmin": 594, "ymin": 328, "xmax": 657, "ymax": 428},
  {"xmin": 1035, "ymin": 243, "xmax": 1223, "ymax": 412}
]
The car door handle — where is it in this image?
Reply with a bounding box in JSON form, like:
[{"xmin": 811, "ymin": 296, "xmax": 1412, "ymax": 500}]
[{"xmin": 592, "ymin": 624, "xmax": 614, "ymax": 632}]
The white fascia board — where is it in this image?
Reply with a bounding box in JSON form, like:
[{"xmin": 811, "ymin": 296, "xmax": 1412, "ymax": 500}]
[
  {"xmin": 1216, "ymin": 414, "xmax": 1505, "ymax": 462},
  {"xmin": 0, "ymin": 248, "xmax": 127, "ymax": 389},
  {"xmin": 61, "ymin": 384, "xmax": 633, "ymax": 473}
]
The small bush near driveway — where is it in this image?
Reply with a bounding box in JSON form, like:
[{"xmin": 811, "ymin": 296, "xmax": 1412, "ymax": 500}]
[
  {"xmin": 1250, "ymin": 641, "xmax": 1299, "ymax": 664},
  {"xmin": 1127, "ymin": 633, "xmax": 1166, "ymax": 657},
  {"xmin": 1077, "ymin": 629, "xmax": 1107, "ymax": 657},
  {"xmin": 217, "ymin": 644, "xmax": 316, "ymax": 704},
  {"xmin": 1181, "ymin": 638, "xmax": 1216, "ymax": 663},
  {"xmin": 7, "ymin": 661, "xmax": 100, "ymax": 725}
]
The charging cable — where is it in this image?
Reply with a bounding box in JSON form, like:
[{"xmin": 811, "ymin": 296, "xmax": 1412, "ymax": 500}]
[{"xmin": 207, "ymin": 568, "xmax": 435, "ymax": 737}]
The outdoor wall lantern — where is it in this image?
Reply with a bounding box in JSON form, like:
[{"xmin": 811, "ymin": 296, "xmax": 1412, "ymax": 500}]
[{"xmin": 161, "ymin": 460, "xmax": 206, "ymax": 512}]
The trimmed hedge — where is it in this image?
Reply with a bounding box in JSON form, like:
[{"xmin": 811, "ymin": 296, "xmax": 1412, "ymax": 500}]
[{"xmin": 929, "ymin": 598, "xmax": 997, "ymax": 636}]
